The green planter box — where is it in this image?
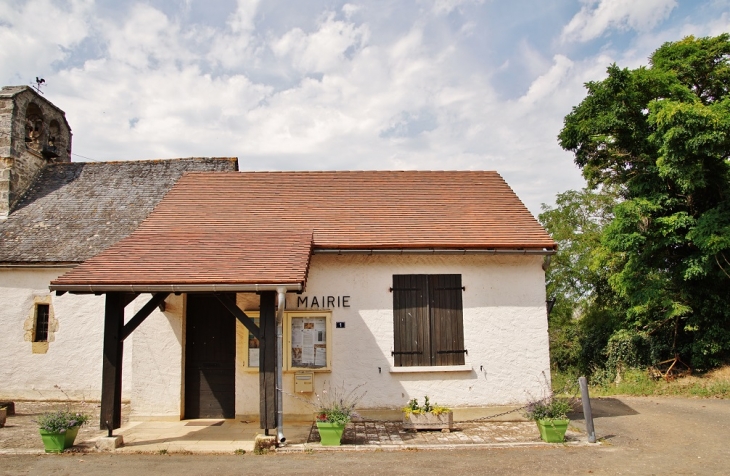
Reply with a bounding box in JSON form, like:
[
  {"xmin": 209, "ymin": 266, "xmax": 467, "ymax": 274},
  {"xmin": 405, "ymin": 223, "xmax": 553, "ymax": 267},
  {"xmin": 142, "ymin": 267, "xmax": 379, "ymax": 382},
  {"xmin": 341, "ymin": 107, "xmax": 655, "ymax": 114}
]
[
  {"xmin": 39, "ymin": 426, "xmax": 80, "ymax": 453},
  {"xmin": 536, "ymin": 419, "xmax": 569, "ymax": 443},
  {"xmin": 316, "ymin": 422, "xmax": 346, "ymax": 446}
]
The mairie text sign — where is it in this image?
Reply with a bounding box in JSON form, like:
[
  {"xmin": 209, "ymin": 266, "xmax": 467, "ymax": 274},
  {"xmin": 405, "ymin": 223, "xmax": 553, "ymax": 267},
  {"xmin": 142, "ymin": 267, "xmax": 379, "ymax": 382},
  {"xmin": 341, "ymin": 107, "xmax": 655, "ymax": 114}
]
[{"xmin": 296, "ymin": 296, "xmax": 350, "ymax": 308}]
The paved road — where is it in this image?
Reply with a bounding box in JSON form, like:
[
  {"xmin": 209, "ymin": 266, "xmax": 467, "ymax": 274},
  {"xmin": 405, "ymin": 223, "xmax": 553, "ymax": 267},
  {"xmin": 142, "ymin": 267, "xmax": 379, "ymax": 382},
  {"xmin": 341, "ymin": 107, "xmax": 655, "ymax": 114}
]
[{"xmin": 1, "ymin": 396, "xmax": 728, "ymax": 475}]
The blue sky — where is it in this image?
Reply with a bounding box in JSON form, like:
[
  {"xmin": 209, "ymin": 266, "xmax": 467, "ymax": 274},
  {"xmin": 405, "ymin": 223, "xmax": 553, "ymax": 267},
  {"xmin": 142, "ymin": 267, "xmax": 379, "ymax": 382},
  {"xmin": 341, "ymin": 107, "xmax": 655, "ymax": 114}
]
[{"xmin": 1, "ymin": 0, "xmax": 728, "ymax": 214}]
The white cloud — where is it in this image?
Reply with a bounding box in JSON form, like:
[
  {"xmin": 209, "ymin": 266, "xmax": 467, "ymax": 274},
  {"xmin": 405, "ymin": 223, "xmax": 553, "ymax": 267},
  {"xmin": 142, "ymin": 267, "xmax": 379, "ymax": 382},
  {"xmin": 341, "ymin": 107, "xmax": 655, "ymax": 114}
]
[
  {"xmin": 429, "ymin": 0, "xmax": 485, "ymax": 15},
  {"xmin": 207, "ymin": 0, "xmax": 262, "ymax": 70},
  {"xmin": 102, "ymin": 4, "xmax": 196, "ymax": 70},
  {"xmin": 5, "ymin": 0, "xmax": 725, "ymax": 215},
  {"xmin": 228, "ymin": 0, "xmax": 260, "ymax": 33},
  {"xmin": 270, "ymin": 12, "xmax": 369, "ymax": 74},
  {"xmin": 43, "ymin": 2, "xmax": 588, "ymax": 214},
  {"xmin": 0, "ymin": 0, "xmax": 93, "ymax": 83},
  {"xmin": 516, "ymin": 40, "xmax": 554, "ymax": 78},
  {"xmin": 561, "ymin": 0, "xmax": 677, "ymax": 43},
  {"xmin": 341, "ymin": 3, "xmax": 361, "ymax": 19},
  {"xmin": 518, "ymin": 55, "xmax": 574, "ymax": 106}
]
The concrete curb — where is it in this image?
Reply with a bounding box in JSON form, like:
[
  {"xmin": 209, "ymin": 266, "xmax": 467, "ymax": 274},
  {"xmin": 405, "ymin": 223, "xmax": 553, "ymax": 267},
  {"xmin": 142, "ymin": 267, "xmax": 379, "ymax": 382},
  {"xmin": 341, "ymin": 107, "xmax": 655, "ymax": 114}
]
[
  {"xmin": 277, "ymin": 439, "xmax": 597, "ymax": 453},
  {"xmin": 0, "ymin": 438, "xmax": 598, "ymax": 456},
  {"xmin": 0, "ymin": 449, "xmax": 48, "ymax": 455}
]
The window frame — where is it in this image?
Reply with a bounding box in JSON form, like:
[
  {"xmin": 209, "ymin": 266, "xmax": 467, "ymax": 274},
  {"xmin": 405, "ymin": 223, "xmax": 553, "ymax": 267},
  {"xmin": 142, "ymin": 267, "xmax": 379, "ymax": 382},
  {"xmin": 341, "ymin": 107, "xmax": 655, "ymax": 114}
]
[{"xmin": 33, "ymin": 303, "xmax": 50, "ymax": 343}]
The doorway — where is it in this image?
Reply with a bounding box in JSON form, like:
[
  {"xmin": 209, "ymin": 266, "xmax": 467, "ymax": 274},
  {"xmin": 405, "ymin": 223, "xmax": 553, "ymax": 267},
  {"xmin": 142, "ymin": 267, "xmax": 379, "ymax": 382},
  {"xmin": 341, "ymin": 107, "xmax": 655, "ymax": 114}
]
[{"xmin": 184, "ymin": 294, "xmax": 236, "ymax": 419}]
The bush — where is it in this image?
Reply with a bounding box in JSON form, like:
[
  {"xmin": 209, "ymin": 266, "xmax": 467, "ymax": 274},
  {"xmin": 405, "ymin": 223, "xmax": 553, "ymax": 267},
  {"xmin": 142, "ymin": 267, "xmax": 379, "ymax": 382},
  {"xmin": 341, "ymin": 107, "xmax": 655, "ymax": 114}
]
[
  {"xmin": 313, "ymin": 382, "xmax": 366, "ymax": 425},
  {"xmin": 524, "ymin": 398, "xmax": 571, "ymax": 421},
  {"xmin": 36, "ymin": 410, "xmax": 90, "ymax": 433}
]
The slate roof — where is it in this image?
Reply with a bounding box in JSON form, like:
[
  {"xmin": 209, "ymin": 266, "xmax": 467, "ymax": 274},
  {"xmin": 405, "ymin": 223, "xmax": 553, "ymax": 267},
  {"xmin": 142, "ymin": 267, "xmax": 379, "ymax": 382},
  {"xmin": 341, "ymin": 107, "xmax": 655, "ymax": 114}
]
[
  {"xmin": 0, "ymin": 158, "xmax": 238, "ymax": 264},
  {"xmin": 51, "ymin": 171, "xmax": 555, "ymax": 291}
]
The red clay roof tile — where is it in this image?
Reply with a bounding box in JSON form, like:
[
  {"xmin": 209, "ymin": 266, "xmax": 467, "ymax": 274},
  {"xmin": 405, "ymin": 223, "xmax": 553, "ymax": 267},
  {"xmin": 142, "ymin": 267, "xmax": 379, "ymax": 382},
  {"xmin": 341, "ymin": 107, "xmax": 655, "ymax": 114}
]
[{"xmin": 51, "ymin": 171, "xmax": 555, "ymax": 290}]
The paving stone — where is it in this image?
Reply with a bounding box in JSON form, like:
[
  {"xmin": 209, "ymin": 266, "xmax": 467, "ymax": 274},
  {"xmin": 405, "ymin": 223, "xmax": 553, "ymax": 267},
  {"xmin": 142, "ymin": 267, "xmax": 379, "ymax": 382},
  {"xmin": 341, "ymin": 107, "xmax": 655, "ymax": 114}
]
[{"xmin": 306, "ymin": 421, "xmax": 552, "ymax": 446}]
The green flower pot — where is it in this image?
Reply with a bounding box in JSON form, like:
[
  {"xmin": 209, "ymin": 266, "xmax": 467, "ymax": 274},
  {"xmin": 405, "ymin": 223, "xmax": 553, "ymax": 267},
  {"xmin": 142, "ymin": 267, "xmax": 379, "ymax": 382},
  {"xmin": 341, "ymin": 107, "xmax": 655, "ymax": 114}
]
[
  {"xmin": 316, "ymin": 422, "xmax": 346, "ymax": 446},
  {"xmin": 39, "ymin": 426, "xmax": 80, "ymax": 453},
  {"xmin": 64, "ymin": 426, "xmax": 80, "ymax": 448},
  {"xmin": 536, "ymin": 419, "xmax": 569, "ymax": 443}
]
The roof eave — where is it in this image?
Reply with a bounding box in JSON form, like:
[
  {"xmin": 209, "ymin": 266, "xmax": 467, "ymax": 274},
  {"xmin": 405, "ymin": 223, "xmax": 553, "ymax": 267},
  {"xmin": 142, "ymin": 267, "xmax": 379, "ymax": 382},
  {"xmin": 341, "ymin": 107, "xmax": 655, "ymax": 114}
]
[
  {"xmin": 313, "ymin": 247, "xmax": 557, "ymax": 255},
  {"xmin": 0, "ymin": 261, "xmax": 79, "ymax": 268},
  {"xmin": 49, "ymin": 282, "xmax": 304, "ymax": 294}
]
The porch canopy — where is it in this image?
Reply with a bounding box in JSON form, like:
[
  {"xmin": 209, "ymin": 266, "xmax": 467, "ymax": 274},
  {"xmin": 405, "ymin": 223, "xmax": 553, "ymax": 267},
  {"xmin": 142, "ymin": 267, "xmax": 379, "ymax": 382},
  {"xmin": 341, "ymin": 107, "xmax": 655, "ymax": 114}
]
[
  {"xmin": 48, "ymin": 170, "xmax": 557, "ymax": 432},
  {"xmin": 50, "ymin": 229, "xmax": 313, "ymax": 433},
  {"xmin": 49, "ymin": 230, "xmax": 313, "ymax": 293}
]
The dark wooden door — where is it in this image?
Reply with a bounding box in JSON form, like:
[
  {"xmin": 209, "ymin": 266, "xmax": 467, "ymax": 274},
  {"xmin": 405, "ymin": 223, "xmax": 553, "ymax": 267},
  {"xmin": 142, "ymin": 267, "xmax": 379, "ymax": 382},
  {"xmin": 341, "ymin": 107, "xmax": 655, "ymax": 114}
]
[{"xmin": 185, "ymin": 294, "xmax": 236, "ymax": 419}]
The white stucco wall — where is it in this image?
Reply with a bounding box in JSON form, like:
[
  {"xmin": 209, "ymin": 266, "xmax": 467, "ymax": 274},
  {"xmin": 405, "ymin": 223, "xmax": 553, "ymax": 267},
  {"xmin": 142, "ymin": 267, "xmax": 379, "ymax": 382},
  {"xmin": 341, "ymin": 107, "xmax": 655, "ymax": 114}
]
[
  {"xmin": 0, "ymin": 268, "xmax": 133, "ymax": 401},
  {"xmin": 130, "ymin": 294, "xmax": 185, "ymax": 419},
  {"xmin": 1, "ymin": 254, "xmax": 551, "ymax": 418},
  {"xmin": 234, "ymin": 253, "xmax": 552, "ymax": 418}
]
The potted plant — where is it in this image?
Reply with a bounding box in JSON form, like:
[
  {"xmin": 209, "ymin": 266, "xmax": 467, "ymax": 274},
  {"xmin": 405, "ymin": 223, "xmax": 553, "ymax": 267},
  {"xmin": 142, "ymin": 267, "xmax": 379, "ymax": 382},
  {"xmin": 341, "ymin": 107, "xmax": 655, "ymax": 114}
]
[
  {"xmin": 313, "ymin": 383, "xmax": 366, "ymax": 446},
  {"xmin": 36, "ymin": 409, "xmax": 90, "ymax": 453},
  {"xmin": 524, "ymin": 397, "xmax": 571, "ymax": 443},
  {"xmin": 402, "ymin": 396, "xmax": 453, "ymax": 430}
]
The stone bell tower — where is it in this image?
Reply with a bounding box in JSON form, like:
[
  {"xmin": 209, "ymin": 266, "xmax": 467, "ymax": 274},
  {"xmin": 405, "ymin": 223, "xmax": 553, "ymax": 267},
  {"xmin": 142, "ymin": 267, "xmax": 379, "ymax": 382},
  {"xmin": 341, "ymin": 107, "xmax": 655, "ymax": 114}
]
[{"xmin": 0, "ymin": 85, "xmax": 72, "ymax": 219}]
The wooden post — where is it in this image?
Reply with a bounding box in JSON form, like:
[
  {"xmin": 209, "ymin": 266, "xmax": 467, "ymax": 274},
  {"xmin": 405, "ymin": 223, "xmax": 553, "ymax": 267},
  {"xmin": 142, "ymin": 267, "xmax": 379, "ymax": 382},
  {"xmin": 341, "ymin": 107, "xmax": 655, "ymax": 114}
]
[
  {"xmin": 100, "ymin": 293, "xmax": 125, "ymax": 430},
  {"xmin": 259, "ymin": 291, "xmax": 277, "ymax": 430}
]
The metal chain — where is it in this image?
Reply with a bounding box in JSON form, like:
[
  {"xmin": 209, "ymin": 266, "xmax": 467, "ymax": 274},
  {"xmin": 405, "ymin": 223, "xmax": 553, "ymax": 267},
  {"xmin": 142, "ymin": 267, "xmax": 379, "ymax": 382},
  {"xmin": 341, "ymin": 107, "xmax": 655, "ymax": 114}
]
[
  {"xmin": 458, "ymin": 403, "xmax": 531, "ymax": 423},
  {"xmin": 284, "ymin": 387, "xmax": 545, "ymax": 424},
  {"xmin": 354, "ymin": 403, "xmax": 531, "ymax": 425}
]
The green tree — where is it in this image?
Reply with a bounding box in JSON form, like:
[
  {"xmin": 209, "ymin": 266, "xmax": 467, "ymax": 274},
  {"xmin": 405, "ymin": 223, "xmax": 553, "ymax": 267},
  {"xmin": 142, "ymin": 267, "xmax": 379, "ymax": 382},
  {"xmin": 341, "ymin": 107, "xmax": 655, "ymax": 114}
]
[
  {"xmin": 558, "ymin": 34, "xmax": 730, "ymax": 369},
  {"xmin": 540, "ymin": 187, "xmax": 616, "ymax": 325},
  {"xmin": 539, "ymin": 187, "xmax": 625, "ymax": 373}
]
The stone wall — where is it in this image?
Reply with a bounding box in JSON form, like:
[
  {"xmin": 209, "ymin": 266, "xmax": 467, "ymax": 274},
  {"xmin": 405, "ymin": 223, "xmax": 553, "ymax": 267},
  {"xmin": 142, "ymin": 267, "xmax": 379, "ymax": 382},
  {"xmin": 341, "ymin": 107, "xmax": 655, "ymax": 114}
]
[{"xmin": 0, "ymin": 86, "xmax": 72, "ymax": 219}]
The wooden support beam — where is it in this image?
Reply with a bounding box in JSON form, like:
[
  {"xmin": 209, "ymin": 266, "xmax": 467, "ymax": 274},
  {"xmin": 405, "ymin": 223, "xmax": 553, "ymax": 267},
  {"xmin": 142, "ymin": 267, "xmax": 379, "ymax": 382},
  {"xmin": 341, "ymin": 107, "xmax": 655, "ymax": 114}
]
[
  {"xmin": 120, "ymin": 292, "xmax": 169, "ymax": 342},
  {"xmin": 100, "ymin": 293, "xmax": 126, "ymax": 431},
  {"xmin": 120, "ymin": 292, "xmax": 139, "ymax": 308},
  {"xmin": 215, "ymin": 293, "xmax": 260, "ymax": 340},
  {"xmin": 259, "ymin": 291, "xmax": 277, "ymax": 430}
]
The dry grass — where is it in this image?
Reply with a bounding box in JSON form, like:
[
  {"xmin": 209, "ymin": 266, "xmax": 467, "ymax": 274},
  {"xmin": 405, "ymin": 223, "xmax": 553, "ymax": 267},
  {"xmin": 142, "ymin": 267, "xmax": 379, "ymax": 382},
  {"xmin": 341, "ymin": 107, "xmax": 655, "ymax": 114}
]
[
  {"xmin": 554, "ymin": 365, "xmax": 730, "ymax": 399},
  {"xmin": 703, "ymin": 365, "xmax": 730, "ymax": 380}
]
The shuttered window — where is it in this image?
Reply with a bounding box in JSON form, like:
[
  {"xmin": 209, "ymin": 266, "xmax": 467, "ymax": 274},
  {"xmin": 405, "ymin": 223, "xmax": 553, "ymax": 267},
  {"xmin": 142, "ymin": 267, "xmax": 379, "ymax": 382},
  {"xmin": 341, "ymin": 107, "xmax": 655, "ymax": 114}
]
[{"xmin": 392, "ymin": 274, "xmax": 465, "ymax": 367}]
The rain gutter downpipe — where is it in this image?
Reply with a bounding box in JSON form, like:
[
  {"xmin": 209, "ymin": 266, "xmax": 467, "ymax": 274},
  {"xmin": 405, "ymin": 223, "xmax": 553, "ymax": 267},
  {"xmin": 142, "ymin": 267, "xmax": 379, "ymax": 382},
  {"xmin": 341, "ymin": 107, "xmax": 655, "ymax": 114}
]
[{"xmin": 276, "ymin": 286, "xmax": 286, "ymax": 445}]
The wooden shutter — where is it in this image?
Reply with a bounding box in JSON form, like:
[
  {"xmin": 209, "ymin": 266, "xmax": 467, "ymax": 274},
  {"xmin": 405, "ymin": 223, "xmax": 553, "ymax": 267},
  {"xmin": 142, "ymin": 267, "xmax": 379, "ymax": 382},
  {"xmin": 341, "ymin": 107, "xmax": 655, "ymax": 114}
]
[
  {"xmin": 392, "ymin": 274, "xmax": 430, "ymax": 367},
  {"xmin": 429, "ymin": 274, "xmax": 465, "ymax": 366}
]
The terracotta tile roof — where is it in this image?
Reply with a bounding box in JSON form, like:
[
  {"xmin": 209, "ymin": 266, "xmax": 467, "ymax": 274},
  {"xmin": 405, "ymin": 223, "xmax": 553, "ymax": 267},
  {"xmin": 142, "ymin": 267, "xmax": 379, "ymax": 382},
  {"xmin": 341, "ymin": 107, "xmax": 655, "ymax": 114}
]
[
  {"xmin": 51, "ymin": 171, "xmax": 555, "ymax": 290},
  {"xmin": 51, "ymin": 231, "xmax": 312, "ymax": 289},
  {"xmin": 0, "ymin": 158, "xmax": 238, "ymax": 264}
]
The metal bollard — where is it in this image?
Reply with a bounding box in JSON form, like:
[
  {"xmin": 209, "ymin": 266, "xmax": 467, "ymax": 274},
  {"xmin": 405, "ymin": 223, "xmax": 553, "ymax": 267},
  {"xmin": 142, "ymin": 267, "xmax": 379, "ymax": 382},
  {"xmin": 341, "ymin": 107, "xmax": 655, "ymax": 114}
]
[{"xmin": 579, "ymin": 376, "xmax": 596, "ymax": 443}]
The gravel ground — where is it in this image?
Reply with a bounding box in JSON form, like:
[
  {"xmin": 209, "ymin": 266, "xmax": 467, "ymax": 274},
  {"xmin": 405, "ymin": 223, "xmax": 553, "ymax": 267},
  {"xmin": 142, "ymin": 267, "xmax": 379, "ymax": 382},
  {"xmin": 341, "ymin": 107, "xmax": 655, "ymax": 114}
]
[
  {"xmin": 1, "ymin": 395, "xmax": 729, "ymax": 476},
  {"xmin": 2, "ymin": 401, "xmax": 582, "ymax": 453},
  {"xmin": 0, "ymin": 401, "xmax": 130, "ymax": 453},
  {"xmin": 3, "ymin": 396, "xmax": 729, "ymax": 475}
]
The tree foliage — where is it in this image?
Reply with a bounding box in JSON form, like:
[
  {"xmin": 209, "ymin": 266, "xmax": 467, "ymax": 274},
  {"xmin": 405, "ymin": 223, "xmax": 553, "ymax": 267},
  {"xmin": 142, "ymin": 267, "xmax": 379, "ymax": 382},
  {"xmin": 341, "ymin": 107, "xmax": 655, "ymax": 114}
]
[
  {"xmin": 554, "ymin": 34, "xmax": 730, "ymax": 371},
  {"xmin": 540, "ymin": 187, "xmax": 627, "ymax": 373}
]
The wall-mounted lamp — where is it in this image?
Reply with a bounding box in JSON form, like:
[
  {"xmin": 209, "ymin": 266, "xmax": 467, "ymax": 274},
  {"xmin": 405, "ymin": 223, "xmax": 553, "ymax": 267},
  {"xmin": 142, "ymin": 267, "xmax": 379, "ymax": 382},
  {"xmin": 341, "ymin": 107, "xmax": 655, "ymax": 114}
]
[{"xmin": 546, "ymin": 298, "xmax": 556, "ymax": 316}]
